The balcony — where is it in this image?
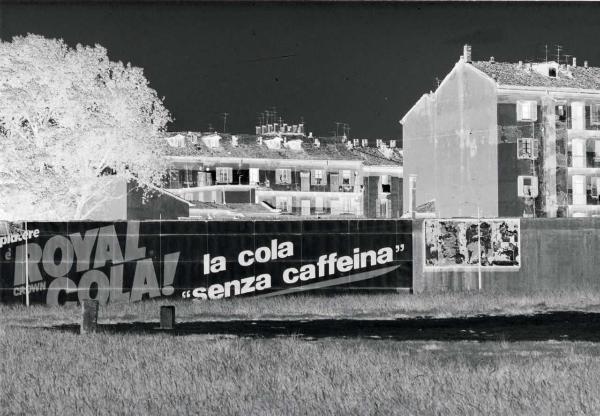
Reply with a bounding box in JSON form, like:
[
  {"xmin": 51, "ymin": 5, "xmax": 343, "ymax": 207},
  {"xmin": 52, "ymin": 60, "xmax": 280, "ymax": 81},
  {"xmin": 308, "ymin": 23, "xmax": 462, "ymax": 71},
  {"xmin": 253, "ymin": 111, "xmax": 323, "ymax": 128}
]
[
  {"xmin": 567, "ymin": 192, "xmax": 600, "ymax": 206},
  {"xmin": 567, "ymin": 152, "xmax": 600, "ymax": 170}
]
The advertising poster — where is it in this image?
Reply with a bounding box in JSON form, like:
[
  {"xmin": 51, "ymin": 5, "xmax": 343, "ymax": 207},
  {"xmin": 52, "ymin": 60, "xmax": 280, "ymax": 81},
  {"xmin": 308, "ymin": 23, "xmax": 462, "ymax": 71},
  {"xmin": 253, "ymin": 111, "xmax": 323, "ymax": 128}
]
[
  {"xmin": 424, "ymin": 219, "xmax": 520, "ymax": 269},
  {"xmin": 0, "ymin": 220, "xmax": 412, "ymax": 306}
]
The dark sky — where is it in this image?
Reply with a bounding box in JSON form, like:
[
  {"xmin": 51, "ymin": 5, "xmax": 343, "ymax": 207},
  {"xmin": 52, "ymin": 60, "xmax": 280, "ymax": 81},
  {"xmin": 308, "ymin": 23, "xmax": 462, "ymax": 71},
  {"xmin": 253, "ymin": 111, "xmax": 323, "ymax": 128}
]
[{"xmin": 2, "ymin": 2, "xmax": 600, "ymax": 141}]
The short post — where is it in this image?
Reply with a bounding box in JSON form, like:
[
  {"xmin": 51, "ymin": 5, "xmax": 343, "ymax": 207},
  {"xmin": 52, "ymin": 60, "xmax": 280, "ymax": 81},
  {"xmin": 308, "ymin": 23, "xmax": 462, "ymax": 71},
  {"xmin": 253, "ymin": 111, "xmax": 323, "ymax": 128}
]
[
  {"xmin": 80, "ymin": 300, "xmax": 99, "ymax": 334},
  {"xmin": 160, "ymin": 305, "xmax": 176, "ymax": 330}
]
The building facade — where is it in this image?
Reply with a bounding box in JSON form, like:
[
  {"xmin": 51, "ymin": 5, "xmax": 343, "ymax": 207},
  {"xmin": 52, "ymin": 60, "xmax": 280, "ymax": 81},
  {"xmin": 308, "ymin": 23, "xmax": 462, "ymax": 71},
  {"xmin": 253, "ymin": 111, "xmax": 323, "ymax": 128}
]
[
  {"xmin": 402, "ymin": 45, "xmax": 600, "ymax": 218},
  {"xmin": 163, "ymin": 133, "xmax": 403, "ymax": 218}
]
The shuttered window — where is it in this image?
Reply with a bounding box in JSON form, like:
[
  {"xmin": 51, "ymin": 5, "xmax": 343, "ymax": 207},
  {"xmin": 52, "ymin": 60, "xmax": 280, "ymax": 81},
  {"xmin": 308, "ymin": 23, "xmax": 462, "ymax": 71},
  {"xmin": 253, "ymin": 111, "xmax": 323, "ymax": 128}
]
[
  {"xmin": 216, "ymin": 167, "xmax": 232, "ymax": 184},
  {"xmin": 275, "ymin": 168, "xmax": 292, "ymax": 184},
  {"xmin": 517, "ymin": 100, "xmax": 537, "ymax": 122},
  {"xmin": 517, "ymin": 138, "xmax": 539, "ymax": 159},
  {"xmin": 311, "ymin": 169, "xmax": 327, "ymax": 185}
]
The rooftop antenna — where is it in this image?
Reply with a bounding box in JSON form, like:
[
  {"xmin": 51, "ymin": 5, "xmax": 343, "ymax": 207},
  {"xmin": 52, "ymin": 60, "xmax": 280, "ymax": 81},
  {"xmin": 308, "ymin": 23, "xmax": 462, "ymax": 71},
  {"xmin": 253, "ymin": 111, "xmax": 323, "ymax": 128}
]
[
  {"xmin": 335, "ymin": 122, "xmax": 342, "ymax": 138},
  {"xmin": 221, "ymin": 112, "xmax": 229, "ymax": 133},
  {"xmin": 555, "ymin": 44, "xmax": 563, "ymax": 64},
  {"xmin": 208, "ymin": 123, "xmax": 213, "ymax": 133},
  {"xmin": 343, "ymin": 123, "xmax": 350, "ymax": 138},
  {"xmin": 544, "ymin": 44, "xmax": 548, "ymax": 63},
  {"xmin": 271, "ymin": 106, "xmax": 277, "ymax": 124},
  {"xmin": 563, "ymin": 54, "xmax": 572, "ymax": 66}
]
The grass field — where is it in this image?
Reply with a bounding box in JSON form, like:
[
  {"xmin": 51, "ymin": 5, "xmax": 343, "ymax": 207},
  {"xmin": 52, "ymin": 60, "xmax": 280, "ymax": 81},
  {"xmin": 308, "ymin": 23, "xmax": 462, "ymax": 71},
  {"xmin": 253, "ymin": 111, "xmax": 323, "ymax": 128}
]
[
  {"xmin": 4, "ymin": 291, "xmax": 600, "ymax": 415},
  {"xmin": 3, "ymin": 289, "xmax": 600, "ymax": 327},
  {"xmin": 2, "ymin": 326, "xmax": 600, "ymax": 415}
]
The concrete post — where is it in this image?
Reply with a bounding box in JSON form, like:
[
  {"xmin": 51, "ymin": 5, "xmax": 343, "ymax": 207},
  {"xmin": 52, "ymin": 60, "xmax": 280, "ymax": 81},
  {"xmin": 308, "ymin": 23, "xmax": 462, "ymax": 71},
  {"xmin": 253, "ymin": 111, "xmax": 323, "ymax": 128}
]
[
  {"xmin": 160, "ymin": 305, "xmax": 176, "ymax": 330},
  {"xmin": 80, "ymin": 300, "xmax": 99, "ymax": 334}
]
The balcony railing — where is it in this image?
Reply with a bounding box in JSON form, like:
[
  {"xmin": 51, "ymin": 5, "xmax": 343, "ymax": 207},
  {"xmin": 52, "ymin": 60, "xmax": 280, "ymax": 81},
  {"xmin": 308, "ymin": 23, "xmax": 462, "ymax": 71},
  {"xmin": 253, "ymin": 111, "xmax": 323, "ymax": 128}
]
[
  {"xmin": 567, "ymin": 152, "xmax": 600, "ymax": 168},
  {"xmin": 567, "ymin": 193, "xmax": 600, "ymax": 205}
]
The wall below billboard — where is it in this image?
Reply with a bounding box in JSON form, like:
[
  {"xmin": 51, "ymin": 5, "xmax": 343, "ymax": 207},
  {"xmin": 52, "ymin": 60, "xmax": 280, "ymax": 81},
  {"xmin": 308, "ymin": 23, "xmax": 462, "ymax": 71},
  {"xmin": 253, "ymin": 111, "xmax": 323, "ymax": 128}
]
[
  {"xmin": 412, "ymin": 218, "xmax": 600, "ymax": 293},
  {"xmin": 0, "ymin": 220, "xmax": 412, "ymax": 305}
]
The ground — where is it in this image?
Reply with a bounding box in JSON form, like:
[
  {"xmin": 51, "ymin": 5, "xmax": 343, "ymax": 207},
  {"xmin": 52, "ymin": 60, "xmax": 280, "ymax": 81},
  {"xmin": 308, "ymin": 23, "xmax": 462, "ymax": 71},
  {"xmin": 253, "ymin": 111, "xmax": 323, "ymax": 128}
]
[{"xmin": 3, "ymin": 291, "xmax": 600, "ymax": 415}]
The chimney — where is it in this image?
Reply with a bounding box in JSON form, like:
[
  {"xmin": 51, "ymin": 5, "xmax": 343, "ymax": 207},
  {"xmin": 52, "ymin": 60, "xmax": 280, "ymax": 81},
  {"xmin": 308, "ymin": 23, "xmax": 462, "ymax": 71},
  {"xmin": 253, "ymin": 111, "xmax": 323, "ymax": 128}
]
[
  {"xmin": 585, "ymin": 60, "xmax": 589, "ymax": 68},
  {"xmin": 489, "ymin": 56, "xmax": 495, "ymax": 63},
  {"xmin": 518, "ymin": 60, "xmax": 523, "ymax": 68},
  {"xmin": 463, "ymin": 44, "xmax": 472, "ymax": 63},
  {"xmin": 573, "ymin": 57, "xmax": 577, "ymax": 67}
]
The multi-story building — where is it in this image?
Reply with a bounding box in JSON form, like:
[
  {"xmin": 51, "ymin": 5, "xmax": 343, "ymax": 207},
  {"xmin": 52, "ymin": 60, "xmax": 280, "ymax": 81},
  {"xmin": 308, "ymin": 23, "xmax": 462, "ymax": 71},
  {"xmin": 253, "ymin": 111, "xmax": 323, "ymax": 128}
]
[
  {"xmin": 401, "ymin": 44, "xmax": 600, "ymax": 218},
  {"xmin": 163, "ymin": 132, "xmax": 403, "ymax": 218}
]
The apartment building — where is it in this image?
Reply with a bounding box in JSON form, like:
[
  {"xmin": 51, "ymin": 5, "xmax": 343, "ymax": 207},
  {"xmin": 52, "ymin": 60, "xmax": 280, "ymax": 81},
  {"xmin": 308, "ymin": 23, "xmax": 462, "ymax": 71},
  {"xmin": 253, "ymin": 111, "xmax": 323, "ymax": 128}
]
[
  {"xmin": 401, "ymin": 44, "xmax": 600, "ymax": 218},
  {"xmin": 163, "ymin": 133, "xmax": 403, "ymax": 218}
]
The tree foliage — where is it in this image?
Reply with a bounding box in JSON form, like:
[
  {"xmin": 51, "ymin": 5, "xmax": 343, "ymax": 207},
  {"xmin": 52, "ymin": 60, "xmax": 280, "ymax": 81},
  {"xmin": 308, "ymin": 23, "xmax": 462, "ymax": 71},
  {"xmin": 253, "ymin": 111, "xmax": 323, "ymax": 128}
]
[{"xmin": 0, "ymin": 34, "xmax": 171, "ymax": 220}]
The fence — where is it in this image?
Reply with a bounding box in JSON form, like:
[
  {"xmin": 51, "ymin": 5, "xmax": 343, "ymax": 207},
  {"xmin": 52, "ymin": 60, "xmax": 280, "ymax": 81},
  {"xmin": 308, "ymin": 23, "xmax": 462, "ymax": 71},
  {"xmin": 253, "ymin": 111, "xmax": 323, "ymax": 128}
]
[
  {"xmin": 412, "ymin": 218, "xmax": 600, "ymax": 293},
  {"xmin": 0, "ymin": 219, "xmax": 413, "ymax": 305}
]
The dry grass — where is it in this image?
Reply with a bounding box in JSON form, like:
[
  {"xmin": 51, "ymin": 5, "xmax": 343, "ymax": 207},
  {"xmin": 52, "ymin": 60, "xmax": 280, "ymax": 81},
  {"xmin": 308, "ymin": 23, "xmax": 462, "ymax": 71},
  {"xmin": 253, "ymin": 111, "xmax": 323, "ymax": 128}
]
[
  {"xmin": 3, "ymin": 289, "xmax": 600, "ymax": 327},
  {"xmin": 3, "ymin": 292, "xmax": 600, "ymax": 414},
  {"xmin": 2, "ymin": 325, "xmax": 600, "ymax": 415}
]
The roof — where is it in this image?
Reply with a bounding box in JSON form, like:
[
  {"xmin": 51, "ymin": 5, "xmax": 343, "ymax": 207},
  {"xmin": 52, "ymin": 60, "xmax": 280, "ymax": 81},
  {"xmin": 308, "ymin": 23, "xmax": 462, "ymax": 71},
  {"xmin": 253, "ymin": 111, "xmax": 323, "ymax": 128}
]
[
  {"xmin": 164, "ymin": 132, "xmax": 402, "ymax": 167},
  {"xmin": 471, "ymin": 60, "xmax": 600, "ymax": 90}
]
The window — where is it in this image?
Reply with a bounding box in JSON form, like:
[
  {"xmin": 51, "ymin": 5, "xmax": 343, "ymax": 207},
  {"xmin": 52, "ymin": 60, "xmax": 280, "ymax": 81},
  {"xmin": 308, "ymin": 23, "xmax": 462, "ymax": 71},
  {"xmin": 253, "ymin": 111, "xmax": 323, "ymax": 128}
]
[
  {"xmin": 315, "ymin": 196, "xmax": 324, "ymax": 213},
  {"xmin": 517, "ymin": 100, "xmax": 537, "ymax": 122},
  {"xmin": 572, "ymin": 102, "xmax": 586, "ymax": 130},
  {"xmin": 557, "ymin": 105, "xmax": 567, "ymax": 122},
  {"xmin": 182, "ymin": 168, "xmax": 194, "ymax": 187},
  {"xmin": 249, "ymin": 168, "xmax": 259, "ymax": 185},
  {"xmin": 378, "ymin": 199, "xmax": 391, "ymax": 218},
  {"xmin": 276, "ymin": 196, "xmax": 292, "ymax": 212},
  {"xmin": 592, "ymin": 178, "xmax": 600, "ymax": 198},
  {"xmin": 168, "ymin": 170, "xmax": 180, "ymax": 188},
  {"xmin": 572, "ymin": 175, "xmax": 587, "ymax": 205},
  {"xmin": 341, "ymin": 170, "xmax": 352, "ymax": 185},
  {"xmin": 381, "ymin": 175, "xmax": 391, "ymax": 193},
  {"xmin": 591, "ymin": 105, "xmax": 600, "ymax": 126},
  {"xmin": 275, "ymin": 168, "xmax": 292, "ymax": 184},
  {"xmin": 216, "ymin": 167, "xmax": 232, "ymax": 184},
  {"xmin": 518, "ymin": 175, "xmax": 538, "ymax": 198},
  {"xmin": 572, "ymin": 139, "xmax": 586, "ymax": 168},
  {"xmin": 517, "ymin": 138, "xmax": 539, "ymax": 159},
  {"xmin": 311, "ymin": 169, "xmax": 326, "ymax": 185},
  {"xmin": 301, "ymin": 200, "xmax": 311, "ymax": 216}
]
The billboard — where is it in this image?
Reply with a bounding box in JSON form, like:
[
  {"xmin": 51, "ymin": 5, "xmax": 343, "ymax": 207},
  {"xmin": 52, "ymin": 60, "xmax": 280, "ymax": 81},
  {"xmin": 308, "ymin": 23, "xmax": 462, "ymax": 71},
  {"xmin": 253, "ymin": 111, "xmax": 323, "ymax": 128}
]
[
  {"xmin": 424, "ymin": 219, "xmax": 520, "ymax": 269},
  {"xmin": 0, "ymin": 220, "xmax": 412, "ymax": 305}
]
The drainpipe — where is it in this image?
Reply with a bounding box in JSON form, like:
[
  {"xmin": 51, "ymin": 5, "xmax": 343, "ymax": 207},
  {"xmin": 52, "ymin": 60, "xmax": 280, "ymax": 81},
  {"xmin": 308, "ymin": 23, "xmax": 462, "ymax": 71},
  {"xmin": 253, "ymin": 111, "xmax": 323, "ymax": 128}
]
[{"xmin": 408, "ymin": 174, "xmax": 417, "ymax": 219}]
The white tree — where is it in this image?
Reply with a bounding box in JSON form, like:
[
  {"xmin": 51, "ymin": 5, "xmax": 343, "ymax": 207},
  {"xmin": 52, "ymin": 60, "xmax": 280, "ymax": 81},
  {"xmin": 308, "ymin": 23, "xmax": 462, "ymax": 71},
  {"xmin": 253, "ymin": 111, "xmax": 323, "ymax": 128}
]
[{"xmin": 0, "ymin": 34, "xmax": 172, "ymax": 220}]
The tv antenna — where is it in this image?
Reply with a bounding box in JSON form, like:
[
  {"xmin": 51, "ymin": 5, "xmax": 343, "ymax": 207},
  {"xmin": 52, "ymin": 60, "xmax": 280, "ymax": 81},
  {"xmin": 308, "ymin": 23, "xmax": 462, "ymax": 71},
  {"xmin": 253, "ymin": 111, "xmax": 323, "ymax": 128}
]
[
  {"xmin": 544, "ymin": 44, "xmax": 548, "ymax": 63},
  {"xmin": 335, "ymin": 122, "xmax": 343, "ymax": 138},
  {"xmin": 343, "ymin": 123, "xmax": 350, "ymax": 138},
  {"xmin": 221, "ymin": 112, "xmax": 229, "ymax": 133},
  {"xmin": 555, "ymin": 44, "xmax": 563, "ymax": 64}
]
